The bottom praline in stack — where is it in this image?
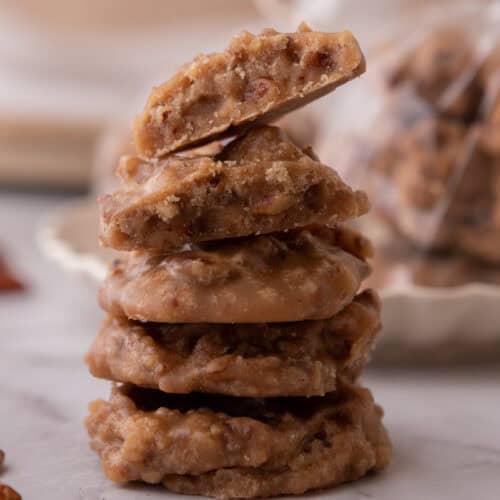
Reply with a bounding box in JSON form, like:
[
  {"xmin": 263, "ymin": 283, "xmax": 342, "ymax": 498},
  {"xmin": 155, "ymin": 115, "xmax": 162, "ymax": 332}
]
[{"xmin": 87, "ymin": 383, "xmax": 390, "ymax": 499}]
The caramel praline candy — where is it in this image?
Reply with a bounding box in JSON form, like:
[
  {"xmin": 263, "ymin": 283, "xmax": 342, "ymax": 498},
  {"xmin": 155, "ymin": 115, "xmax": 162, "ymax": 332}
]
[
  {"xmin": 134, "ymin": 24, "xmax": 365, "ymax": 157},
  {"xmin": 99, "ymin": 225, "xmax": 372, "ymax": 323},
  {"xmin": 99, "ymin": 126, "xmax": 369, "ymax": 252},
  {"xmin": 86, "ymin": 382, "xmax": 391, "ymax": 499},
  {"xmin": 88, "ymin": 290, "xmax": 381, "ymax": 397}
]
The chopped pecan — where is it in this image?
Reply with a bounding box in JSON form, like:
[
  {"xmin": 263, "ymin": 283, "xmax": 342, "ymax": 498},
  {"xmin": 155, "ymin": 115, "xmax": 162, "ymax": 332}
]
[
  {"xmin": 0, "ymin": 483, "xmax": 21, "ymax": 500},
  {"xmin": 0, "ymin": 254, "xmax": 24, "ymax": 292}
]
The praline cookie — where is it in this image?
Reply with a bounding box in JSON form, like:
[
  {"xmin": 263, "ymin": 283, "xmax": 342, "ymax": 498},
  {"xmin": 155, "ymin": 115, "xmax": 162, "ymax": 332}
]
[
  {"xmin": 134, "ymin": 24, "xmax": 365, "ymax": 157},
  {"xmin": 87, "ymin": 290, "xmax": 380, "ymax": 397},
  {"xmin": 86, "ymin": 382, "xmax": 391, "ymax": 499},
  {"xmin": 98, "ymin": 225, "xmax": 372, "ymax": 323},
  {"xmin": 99, "ymin": 126, "xmax": 369, "ymax": 252}
]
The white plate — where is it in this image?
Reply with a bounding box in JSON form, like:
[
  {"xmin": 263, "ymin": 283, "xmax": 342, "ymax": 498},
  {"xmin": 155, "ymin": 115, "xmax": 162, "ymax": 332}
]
[{"xmin": 38, "ymin": 199, "xmax": 500, "ymax": 363}]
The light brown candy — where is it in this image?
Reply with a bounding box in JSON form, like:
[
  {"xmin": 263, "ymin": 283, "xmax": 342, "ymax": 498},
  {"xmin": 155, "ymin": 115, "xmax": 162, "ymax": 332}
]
[
  {"xmin": 87, "ymin": 290, "xmax": 380, "ymax": 397},
  {"xmin": 99, "ymin": 126, "xmax": 369, "ymax": 252},
  {"xmin": 86, "ymin": 382, "xmax": 391, "ymax": 498},
  {"xmin": 99, "ymin": 225, "xmax": 372, "ymax": 323},
  {"xmin": 134, "ymin": 25, "xmax": 365, "ymax": 157}
]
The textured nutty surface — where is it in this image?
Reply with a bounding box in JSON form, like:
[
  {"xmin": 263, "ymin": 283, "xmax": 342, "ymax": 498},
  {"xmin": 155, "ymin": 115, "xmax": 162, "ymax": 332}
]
[
  {"xmin": 134, "ymin": 24, "xmax": 365, "ymax": 157},
  {"xmin": 99, "ymin": 126, "xmax": 369, "ymax": 251},
  {"xmin": 216, "ymin": 123, "xmax": 315, "ymax": 163},
  {"xmin": 86, "ymin": 382, "xmax": 391, "ymax": 498},
  {"xmin": 88, "ymin": 290, "xmax": 380, "ymax": 397},
  {"xmin": 99, "ymin": 225, "xmax": 372, "ymax": 323}
]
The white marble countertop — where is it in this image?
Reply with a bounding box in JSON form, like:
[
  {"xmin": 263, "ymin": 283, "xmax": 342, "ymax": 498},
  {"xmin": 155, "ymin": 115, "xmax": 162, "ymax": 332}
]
[{"xmin": 1, "ymin": 193, "xmax": 500, "ymax": 500}]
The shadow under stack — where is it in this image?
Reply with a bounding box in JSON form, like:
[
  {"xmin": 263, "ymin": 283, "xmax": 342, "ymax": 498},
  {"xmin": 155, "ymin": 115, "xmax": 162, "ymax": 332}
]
[{"xmin": 85, "ymin": 24, "xmax": 391, "ymax": 499}]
